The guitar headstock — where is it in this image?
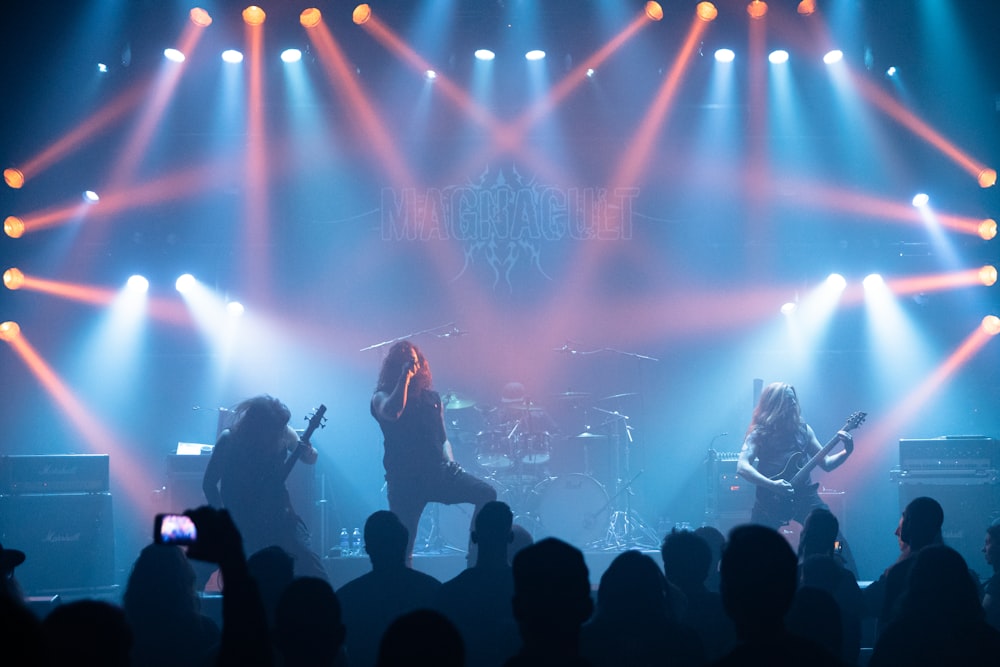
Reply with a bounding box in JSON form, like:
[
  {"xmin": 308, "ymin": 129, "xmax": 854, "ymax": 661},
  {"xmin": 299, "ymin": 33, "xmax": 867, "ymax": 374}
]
[
  {"xmin": 303, "ymin": 404, "xmax": 328, "ymax": 441},
  {"xmin": 844, "ymin": 411, "xmax": 867, "ymax": 431}
]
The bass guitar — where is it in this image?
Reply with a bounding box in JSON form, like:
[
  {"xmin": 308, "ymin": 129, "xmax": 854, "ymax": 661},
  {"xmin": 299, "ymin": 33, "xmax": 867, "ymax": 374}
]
[{"xmin": 283, "ymin": 404, "xmax": 327, "ymax": 481}]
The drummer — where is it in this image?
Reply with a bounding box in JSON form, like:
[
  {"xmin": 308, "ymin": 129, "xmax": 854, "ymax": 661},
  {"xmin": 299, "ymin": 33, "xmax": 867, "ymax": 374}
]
[{"xmin": 498, "ymin": 382, "xmax": 559, "ymax": 465}]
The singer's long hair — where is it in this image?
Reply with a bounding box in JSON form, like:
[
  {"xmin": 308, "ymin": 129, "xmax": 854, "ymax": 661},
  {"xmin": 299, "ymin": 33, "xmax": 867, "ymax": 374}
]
[
  {"xmin": 376, "ymin": 340, "xmax": 432, "ymax": 394},
  {"xmin": 746, "ymin": 382, "xmax": 803, "ymax": 439}
]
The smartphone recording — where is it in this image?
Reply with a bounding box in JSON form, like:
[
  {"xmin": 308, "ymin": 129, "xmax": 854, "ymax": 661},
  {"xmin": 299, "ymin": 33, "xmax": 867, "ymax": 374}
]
[{"xmin": 154, "ymin": 513, "xmax": 197, "ymax": 546}]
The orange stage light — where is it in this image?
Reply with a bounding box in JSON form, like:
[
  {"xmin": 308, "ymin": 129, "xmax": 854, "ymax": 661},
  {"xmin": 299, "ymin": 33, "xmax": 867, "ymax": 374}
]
[
  {"xmin": 696, "ymin": 2, "xmax": 718, "ymax": 22},
  {"xmin": 300, "ymin": 8, "xmax": 322, "ymax": 28},
  {"xmin": 4, "ymin": 168, "xmax": 24, "ymax": 189},
  {"xmin": 0, "ymin": 321, "xmax": 20, "ymax": 341},
  {"xmin": 353, "ymin": 4, "xmax": 372, "ymax": 25},
  {"xmin": 980, "ymin": 219, "xmax": 997, "ymax": 240},
  {"xmin": 980, "ymin": 168, "xmax": 997, "ymax": 188},
  {"xmin": 3, "ymin": 268, "xmax": 24, "ymax": 290},
  {"xmin": 4, "ymin": 215, "xmax": 24, "ymax": 238},
  {"xmin": 242, "ymin": 6, "xmax": 265, "ymax": 26},
  {"xmin": 797, "ymin": 0, "xmax": 816, "ymax": 15},
  {"xmin": 645, "ymin": 2, "xmax": 664, "ymax": 21},
  {"xmin": 189, "ymin": 7, "xmax": 212, "ymax": 26},
  {"xmin": 747, "ymin": 0, "xmax": 768, "ymax": 19},
  {"xmin": 984, "ymin": 316, "xmax": 1000, "ymax": 336},
  {"xmin": 981, "ymin": 265, "xmax": 998, "ymax": 287}
]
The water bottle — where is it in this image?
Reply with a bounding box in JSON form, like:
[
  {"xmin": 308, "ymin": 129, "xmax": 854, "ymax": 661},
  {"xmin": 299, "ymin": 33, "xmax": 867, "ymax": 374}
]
[
  {"xmin": 339, "ymin": 528, "xmax": 350, "ymax": 556},
  {"xmin": 351, "ymin": 527, "xmax": 362, "ymax": 556}
]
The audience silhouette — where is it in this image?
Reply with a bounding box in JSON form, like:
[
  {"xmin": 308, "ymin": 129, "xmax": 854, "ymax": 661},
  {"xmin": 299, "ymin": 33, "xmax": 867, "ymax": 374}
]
[
  {"xmin": 122, "ymin": 542, "xmax": 221, "ymax": 667},
  {"xmin": 274, "ymin": 576, "xmax": 346, "ymax": 667},
  {"xmin": 337, "ymin": 510, "xmax": 442, "ymax": 667},
  {"xmin": 435, "ymin": 500, "xmax": 520, "ymax": 667},
  {"xmin": 661, "ymin": 528, "xmax": 736, "ymax": 662},
  {"xmin": 711, "ymin": 523, "xmax": 841, "ymax": 666},
  {"xmin": 505, "ymin": 537, "xmax": 594, "ymax": 667},
  {"xmin": 693, "ymin": 526, "xmax": 725, "ymax": 593},
  {"xmin": 581, "ymin": 549, "xmax": 705, "ymax": 667},
  {"xmin": 42, "ymin": 599, "xmax": 133, "ymax": 666},
  {"xmin": 869, "ymin": 544, "xmax": 1000, "ymax": 666},
  {"xmin": 247, "ymin": 545, "xmax": 296, "ymax": 630},
  {"xmin": 376, "ymin": 608, "xmax": 465, "ymax": 667},
  {"xmin": 982, "ymin": 522, "xmax": 1000, "ymax": 631},
  {"xmin": 863, "ymin": 495, "xmax": 944, "ymax": 636}
]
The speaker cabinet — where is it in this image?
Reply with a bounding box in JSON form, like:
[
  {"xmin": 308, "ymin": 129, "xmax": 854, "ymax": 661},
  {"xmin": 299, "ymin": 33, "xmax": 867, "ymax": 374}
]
[
  {"xmin": 898, "ymin": 481, "xmax": 1000, "ymax": 578},
  {"xmin": 0, "ymin": 493, "xmax": 115, "ymax": 593}
]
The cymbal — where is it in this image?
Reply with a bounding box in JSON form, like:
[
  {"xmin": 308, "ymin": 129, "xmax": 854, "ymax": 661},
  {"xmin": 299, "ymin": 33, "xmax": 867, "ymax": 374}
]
[
  {"xmin": 600, "ymin": 392, "xmax": 638, "ymax": 401},
  {"xmin": 574, "ymin": 431, "xmax": 607, "ymax": 439},
  {"xmin": 553, "ymin": 391, "xmax": 590, "ymax": 399},
  {"xmin": 443, "ymin": 393, "xmax": 476, "ymax": 410}
]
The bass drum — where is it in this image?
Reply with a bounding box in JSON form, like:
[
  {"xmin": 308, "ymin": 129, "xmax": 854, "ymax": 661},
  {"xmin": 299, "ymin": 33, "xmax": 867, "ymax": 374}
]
[{"xmin": 532, "ymin": 474, "xmax": 610, "ymax": 548}]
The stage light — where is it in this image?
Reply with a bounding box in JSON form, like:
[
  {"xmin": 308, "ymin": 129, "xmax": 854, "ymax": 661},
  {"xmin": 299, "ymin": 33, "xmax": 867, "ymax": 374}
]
[
  {"xmin": 175, "ymin": 274, "xmax": 197, "ymax": 294},
  {"xmin": 768, "ymin": 50, "xmax": 789, "ymax": 64},
  {"xmin": 525, "ymin": 50, "xmax": 546, "ymax": 61},
  {"xmin": 227, "ymin": 301, "xmax": 245, "ymax": 316},
  {"xmin": 475, "ymin": 49, "xmax": 496, "ymax": 62},
  {"xmin": 280, "ymin": 49, "xmax": 302, "ymax": 63},
  {"xmin": 222, "ymin": 50, "xmax": 244, "ymax": 64},
  {"xmin": 781, "ymin": 302, "xmax": 797, "ymax": 315},
  {"xmin": 300, "ymin": 8, "xmax": 321, "ymax": 28},
  {"xmin": 980, "ymin": 265, "xmax": 998, "ymax": 287},
  {"xmin": 911, "ymin": 193, "xmax": 929, "ymax": 207},
  {"xmin": 83, "ymin": 190, "xmax": 100, "ymax": 203},
  {"xmin": 747, "ymin": 1, "xmax": 768, "ymax": 20},
  {"xmin": 97, "ymin": 63, "xmax": 108, "ymax": 74},
  {"xmin": 696, "ymin": 2, "xmax": 718, "ymax": 22},
  {"xmin": 823, "ymin": 50, "xmax": 843, "ymax": 64},
  {"xmin": 4, "ymin": 168, "xmax": 24, "ymax": 189},
  {"xmin": 715, "ymin": 49, "xmax": 735, "ymax": 63},
  {"xmin": 645, "ymin": 2, "xmax": 664, "ymax": 21},
  {"xmin": 4, "ymin": 216, "xmax": 24, "ymax": 238},
  {"xmin": 425, "ymin": 70, "xmax": 437, "ymax": 80},
  {"xmin": 826, "ymin": 273, "xmax": 847, "ymax": 291},
  {"xmin": 0, "ymin": 321, "xmax": 20, "ymax": 342},
  {"xmin": 886, "ymin": 66, "xmax": 897, "ymax": 77},
  {"xmin": 980, "ymin": 219, "xmax": 997, "ymax": 240},
  {"xmin": 863, "ymin": 274, "xmax": 884, "ymax": 290},
  {"xmin": 164, "ymin": 48, "xmax": 186, "ymax": 63},
  {"xmin": 983, "ymin": 315, "xmax": 1000, "ymax": 336},
  {"xmin": 979, "ymin": 168, "xmax": 997, "ymax": 188},
  {"xmin": 3, "ymin": 268, "xmax": 24, "ymax": 290},
  {"xmin": 189, "ymin": 7, "xmax": 212, "ymax": 27},
  {"xmin": 126, "ymin": 275, "xmax": 149, "ymax": 293},
  {"xmin": 797, "ymin": 0, "xmax": 816, "ymax": 15},
  {"xmin": 242, "ymin": 6, "xmax": 266, "ymax": 26},
  {"xmin": 586, "ymin": 68, "xmax": 595, "ymax": 78},
  {"xmin": 353, "ymin": 4, "xmax": 372, "ymax": 25}
]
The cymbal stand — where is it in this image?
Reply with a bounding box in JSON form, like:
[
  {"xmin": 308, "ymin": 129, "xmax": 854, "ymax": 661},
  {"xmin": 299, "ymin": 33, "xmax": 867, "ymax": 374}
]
[{"xmin": 596, "ymin": 408, "xmax": 660, "ymax": 550}]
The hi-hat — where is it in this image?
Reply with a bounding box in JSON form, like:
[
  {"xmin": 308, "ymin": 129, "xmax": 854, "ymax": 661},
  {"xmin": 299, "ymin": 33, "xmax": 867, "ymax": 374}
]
[
  {"xmin": 574, "ymin": 431, "xmax": 606, "ymax": 439},
  {"xmin": 600, "ymin": 392, "xmax": 638, "ymax": 401},
  {"xmin": 553, "ymin": 391, "xmax": 590, "ymax": 399}
]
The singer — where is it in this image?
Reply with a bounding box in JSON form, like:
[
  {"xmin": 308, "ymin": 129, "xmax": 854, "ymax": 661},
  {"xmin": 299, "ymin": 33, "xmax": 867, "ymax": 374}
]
[{"xmin": 371, "ymin": 340, "xmax": 497, "ymax": 566}]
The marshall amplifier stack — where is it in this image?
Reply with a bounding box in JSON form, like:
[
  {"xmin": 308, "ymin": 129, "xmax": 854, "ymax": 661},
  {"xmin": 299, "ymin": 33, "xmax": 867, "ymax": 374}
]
[
  {"xmin": 0, "ymin": 454, "xmax": 115, "ymax": 593},
  {"xmin": 892, "ymin": 436, "xmax": 1000, "ymax": 577}
]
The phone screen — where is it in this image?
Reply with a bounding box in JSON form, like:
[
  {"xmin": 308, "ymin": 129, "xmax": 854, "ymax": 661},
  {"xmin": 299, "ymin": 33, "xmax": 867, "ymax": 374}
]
[{"xmin": 155, "ymin": 514, "xmax": 197, "ymax": 545}]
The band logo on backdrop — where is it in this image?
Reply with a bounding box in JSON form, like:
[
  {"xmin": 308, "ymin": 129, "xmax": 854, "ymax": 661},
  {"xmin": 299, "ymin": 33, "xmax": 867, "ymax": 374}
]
[{"xmin": 380, "ymin": 166, "xmax": 639, "ymax": 289}]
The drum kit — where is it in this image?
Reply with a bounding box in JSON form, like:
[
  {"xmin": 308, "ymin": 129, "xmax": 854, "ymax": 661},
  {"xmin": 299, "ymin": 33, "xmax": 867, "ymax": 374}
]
[{"xmin": 425, "ymin": 389, "xmax": 660, "ymax": 552}]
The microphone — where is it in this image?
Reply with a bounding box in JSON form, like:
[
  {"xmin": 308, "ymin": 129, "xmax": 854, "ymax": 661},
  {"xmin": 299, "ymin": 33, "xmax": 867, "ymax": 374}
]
[{"xmin": 554, "ymin": 342, "xmax": 577, "ymax": 354}]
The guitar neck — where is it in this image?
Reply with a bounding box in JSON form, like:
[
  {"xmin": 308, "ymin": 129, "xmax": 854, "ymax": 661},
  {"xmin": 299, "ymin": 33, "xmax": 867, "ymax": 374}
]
[{"xmin": 787, "ymin": 431, "xmax": 841, "ymax": 487}]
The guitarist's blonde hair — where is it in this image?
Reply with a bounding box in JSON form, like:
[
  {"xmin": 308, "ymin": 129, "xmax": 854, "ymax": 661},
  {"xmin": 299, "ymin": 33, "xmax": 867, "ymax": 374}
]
[{"xmin": 748, "ymin": 382, "xmax": 803, "ymax": 438}]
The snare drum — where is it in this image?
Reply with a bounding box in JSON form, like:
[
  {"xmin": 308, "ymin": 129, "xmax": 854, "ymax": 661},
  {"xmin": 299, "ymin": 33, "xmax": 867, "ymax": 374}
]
[
  {"xmin": 532, "ymin": 474, "xmax": 610, "ymax": 547},
  {"xmin": 476, "ymin": 430, "xmax": 514, "ymax": 469}
]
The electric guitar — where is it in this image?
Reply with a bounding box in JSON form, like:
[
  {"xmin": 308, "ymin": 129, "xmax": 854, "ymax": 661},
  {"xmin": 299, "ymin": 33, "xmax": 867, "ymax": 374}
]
[
  {"xmin": 759, "ymin": 411, "xmax": 866, "ymax": 521},
  {"xmin": 283, "ymin": 404, "xmax": 327, "ymax": 481}
]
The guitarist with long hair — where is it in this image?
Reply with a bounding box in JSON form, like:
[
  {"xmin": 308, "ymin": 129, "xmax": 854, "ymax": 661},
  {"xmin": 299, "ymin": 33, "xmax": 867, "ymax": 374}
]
[
  {"xmin": 736, "ymin": 382, "xmax": 858, "ymax": 530},
  {"xmin": 202, "ymin": 394, "xmax": 328, "ymax": 580}
]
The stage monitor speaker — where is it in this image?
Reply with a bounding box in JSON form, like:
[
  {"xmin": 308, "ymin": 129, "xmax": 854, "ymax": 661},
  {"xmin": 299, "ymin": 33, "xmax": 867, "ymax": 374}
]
[{"xmin": 0, "ymin": 493, "xmax": 115, "ymax": 593}]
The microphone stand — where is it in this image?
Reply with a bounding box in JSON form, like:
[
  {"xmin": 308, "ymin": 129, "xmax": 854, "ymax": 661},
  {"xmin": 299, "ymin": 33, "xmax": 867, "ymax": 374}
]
[{"xmin": 359, "ymin": 322, "xmax": 457, "ymax": 352}]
